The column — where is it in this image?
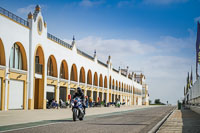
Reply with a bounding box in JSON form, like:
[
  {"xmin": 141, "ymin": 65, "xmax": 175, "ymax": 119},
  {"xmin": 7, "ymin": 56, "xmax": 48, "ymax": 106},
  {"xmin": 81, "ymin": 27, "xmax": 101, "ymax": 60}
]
[{"xmin": 4, "ymin": 68, "xmax": 9, "ymax": 110}]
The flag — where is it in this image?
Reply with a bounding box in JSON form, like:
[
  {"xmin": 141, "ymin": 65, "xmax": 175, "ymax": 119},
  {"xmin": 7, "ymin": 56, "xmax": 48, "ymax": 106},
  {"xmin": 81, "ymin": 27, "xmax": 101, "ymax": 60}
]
[
  {"xmin": 190, "ymin": 67, "xmax": 193, "ymax": 86},
  {"xmin": 196, "ymin": 21, "xmax": 200, "ymax": 79},
  {"xmin": 184, "ymin": 86, "xmax": 186, "ymax": 95},
  {"xmin": 187, "ymin": 72, "xmax": 190, "ymax": 90}
]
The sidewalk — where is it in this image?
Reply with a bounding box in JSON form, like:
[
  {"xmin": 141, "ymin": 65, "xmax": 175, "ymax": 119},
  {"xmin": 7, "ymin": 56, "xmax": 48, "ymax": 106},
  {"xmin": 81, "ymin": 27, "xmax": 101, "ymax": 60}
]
[
  {"xmin": 157, "ymin": 108, "xmax": 200, "ymax": 133},
  {"xmin": 0, "ymin": 105, "xmax": 152, "ymax": 127}
]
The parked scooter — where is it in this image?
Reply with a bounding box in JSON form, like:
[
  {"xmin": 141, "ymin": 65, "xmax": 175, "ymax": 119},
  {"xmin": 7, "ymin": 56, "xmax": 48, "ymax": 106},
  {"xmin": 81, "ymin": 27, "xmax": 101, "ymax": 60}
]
[{"xmin": 71, "ymin": 97, "xmax": 85, "ymax": 121}]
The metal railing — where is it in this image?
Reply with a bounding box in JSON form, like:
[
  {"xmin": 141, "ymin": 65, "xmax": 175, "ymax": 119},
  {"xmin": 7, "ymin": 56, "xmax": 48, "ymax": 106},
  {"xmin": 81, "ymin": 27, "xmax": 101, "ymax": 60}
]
[
  {"xmin": 0, "ymin": 7, "xmax": 29, "ymax": 27},
  {"xmin": 113, "ymin": 68, "xmax": 119, "ymax": 73},
  {"xmin": 77, "ymin": 49, "xmax": 94, "ymax": 60},
  {"xmin": 47, "ymin": 33, "xmax": 72, "ymax": 49},
  {"xmin": 121, "ymin": 73, "xmax": 126, "ymax": 77},
  {"xmin": 97, "ymin": 60, "xmax": 107, "ymax": 67},
  {"xmin": 35, "ymin": 63, "xmax": 43, "ymax": 74}
]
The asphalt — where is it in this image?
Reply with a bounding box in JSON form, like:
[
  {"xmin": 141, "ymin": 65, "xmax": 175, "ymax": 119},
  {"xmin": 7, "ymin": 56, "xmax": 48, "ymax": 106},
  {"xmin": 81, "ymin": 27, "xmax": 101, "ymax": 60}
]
[{"xmin": 1, "ymin": 106, "xmax": 175, "ymax": 133}]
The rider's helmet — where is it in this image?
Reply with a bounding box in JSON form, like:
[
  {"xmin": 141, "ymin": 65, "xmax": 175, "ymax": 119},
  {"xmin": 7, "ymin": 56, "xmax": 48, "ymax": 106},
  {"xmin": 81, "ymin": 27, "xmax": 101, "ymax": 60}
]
[{"xmin": 77, "ymin": 87, "xmax": 82, "ymax": 94}]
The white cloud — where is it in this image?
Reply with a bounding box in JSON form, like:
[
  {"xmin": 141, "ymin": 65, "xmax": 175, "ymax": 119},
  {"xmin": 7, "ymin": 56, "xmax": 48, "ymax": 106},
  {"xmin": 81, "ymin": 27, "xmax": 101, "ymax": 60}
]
[
  {"xmin": 143, "ymin": 0, "xmax": 188, "ymax": 5},
  {"xmin": 72, "ymin": 35, "xmax": 195, "ymax": 104},
  {"xmin": 79, "ymin": 0, "xmax": 104, "ymax": 7},
  {"xmin": 17, "ymin": 5, "xmax": 47, "ymax": 15},
  {"xmin": 17, "ymin": 5, "xmax": 35, "ymax": 14}
]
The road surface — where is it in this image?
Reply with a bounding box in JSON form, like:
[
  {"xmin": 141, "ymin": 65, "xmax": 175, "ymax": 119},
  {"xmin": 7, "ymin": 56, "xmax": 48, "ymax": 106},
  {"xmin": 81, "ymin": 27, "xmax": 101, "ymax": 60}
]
[{"xmin": 5, "ymin": 106, "xmax": 175, "ymax": 133}]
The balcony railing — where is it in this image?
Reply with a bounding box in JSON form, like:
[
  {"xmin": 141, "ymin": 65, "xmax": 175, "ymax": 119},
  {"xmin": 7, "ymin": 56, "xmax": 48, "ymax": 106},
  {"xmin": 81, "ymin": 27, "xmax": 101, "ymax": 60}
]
[
  {"xmin": 0, "ymin": 7, "xmax": 29, "ymax": 27},
  {"xmin": 112, "ymin": 68, "xmax": 119, "ymax": 73},
  {"xmin": 77, "ymin": 49, "xmax": 94, "ymax": 60},
  {"xmin": 47, "ymin": 33, "xmax": 72, "ymax": 49},
  {"xmin": 97, "ymin": 60, "xmax": 107, "ymax": 68},
  {"xmin": 35, "ymin": 63, "xmax": 42, "ymax": 74}
]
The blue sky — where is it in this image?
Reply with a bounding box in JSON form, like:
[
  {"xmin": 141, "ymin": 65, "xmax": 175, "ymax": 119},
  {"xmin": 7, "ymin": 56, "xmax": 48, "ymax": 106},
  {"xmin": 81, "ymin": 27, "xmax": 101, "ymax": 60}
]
[{"xmin": 1, "ymin": 0, "xmax": 200, "ymax": 104}]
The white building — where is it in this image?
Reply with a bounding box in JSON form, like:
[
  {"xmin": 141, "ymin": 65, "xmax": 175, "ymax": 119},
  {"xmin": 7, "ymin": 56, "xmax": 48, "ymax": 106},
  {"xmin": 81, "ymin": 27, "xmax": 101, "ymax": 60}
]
[{"xmin": 0, "ymin": 5, "xmax": 146, "ymax": 111}]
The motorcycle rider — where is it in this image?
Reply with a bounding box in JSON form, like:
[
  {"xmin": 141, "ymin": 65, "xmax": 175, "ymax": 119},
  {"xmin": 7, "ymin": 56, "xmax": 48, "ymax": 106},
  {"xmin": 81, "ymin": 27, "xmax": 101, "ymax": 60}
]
[{"xmin": 72, "ymin": 87, "xmax": 86, "ymax": 114}]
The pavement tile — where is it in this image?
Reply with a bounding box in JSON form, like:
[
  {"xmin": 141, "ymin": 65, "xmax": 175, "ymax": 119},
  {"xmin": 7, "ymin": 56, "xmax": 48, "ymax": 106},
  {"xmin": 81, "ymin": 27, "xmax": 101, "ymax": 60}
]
[{"xmin": 157, "ymin": 108, "xmax": 200, "ymax": 133}]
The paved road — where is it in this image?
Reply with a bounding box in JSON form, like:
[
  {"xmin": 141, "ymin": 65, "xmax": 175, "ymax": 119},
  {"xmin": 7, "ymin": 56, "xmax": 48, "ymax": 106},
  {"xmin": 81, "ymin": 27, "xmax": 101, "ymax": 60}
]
[{"xmin": 5, "ymin": 106, "xmax": 175, "ymax": 133}]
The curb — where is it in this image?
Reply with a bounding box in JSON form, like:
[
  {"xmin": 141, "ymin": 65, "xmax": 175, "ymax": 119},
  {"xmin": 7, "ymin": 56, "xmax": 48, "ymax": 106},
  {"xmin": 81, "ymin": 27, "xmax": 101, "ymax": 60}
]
[{"xmin": 148, "ymin": 107, "xmax": 176, "ymax": 133}]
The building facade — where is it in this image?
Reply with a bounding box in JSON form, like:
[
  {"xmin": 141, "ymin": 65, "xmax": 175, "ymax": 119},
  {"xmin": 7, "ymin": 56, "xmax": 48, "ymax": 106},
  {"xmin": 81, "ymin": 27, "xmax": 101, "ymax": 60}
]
[{"xmin": 0, "ymin": 5, "xmax": 147, "ymax": 111}]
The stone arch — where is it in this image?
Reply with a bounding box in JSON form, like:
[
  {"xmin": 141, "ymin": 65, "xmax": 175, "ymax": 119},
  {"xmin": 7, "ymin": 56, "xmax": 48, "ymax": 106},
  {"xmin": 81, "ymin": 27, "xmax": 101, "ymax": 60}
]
[
  {"xmin": 9, "ymin": 42, "xmax": 27, "ymax": 70},
  {"xmin": 104, "ymin": 76, "xmax": 107, "ymax": 88},
  {"xmin": 0, "ymin": 39, "xmax": 5, "ymax": 66},
  {"xmin": 87, "ymin": 69, "xmax": 92, "ymax": 85},
  {"xmin": 70, "ymin": 64, "xmax": 78, "ymax": 82},
  {"xmin": 47, "ymin": 55, "xmax": 57, "ymax": 77},
  {"xmin": 79, "ymin": 67, "xmax": 85, "ymax": 83},
  {"xmin": 60, "ymin": 60, "xmax": 68, "ymax": 79},
  {"xmin": 93, "ymin": 72, "xmax": 98, "ymax": 86},
  {"xmin": 33, "ymin": 45, "xmax": 45, "ymax": 109},
  {"xmin": 112, "ymin": 79, "xmax": 115, "ymax": 89},
  {"xmin": 116, "ymin": 80, "xmax": 118, "ymax": 90},
  {"xmin": 99, "ymin": 74, "xmax": 103, "ymax": 87}
]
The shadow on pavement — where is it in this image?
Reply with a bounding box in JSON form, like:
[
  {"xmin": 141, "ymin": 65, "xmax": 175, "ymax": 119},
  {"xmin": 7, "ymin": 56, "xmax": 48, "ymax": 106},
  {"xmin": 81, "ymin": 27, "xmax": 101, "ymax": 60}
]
[
  {"xmin": 88, "ymin": 123, "xmax": 147, "ymax": 126},
  {"xmin": 181, "ymin": 108, "xmax": 200, "ymax": 133},
  {"xmin": 48, "ymin": 119, "xmax": 74, "ymax": 123}
]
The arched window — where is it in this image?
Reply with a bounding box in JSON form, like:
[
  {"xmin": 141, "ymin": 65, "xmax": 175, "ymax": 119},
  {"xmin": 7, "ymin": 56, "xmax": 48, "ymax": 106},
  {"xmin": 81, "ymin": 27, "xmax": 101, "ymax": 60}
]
[
  {"xmin": 9, "ymin": 43, "xmax": 23, "ymax": 70},
  {"xmin": 47, "ymin": 55, "xmax": 57, "ymax": 77},
  {"xmin": 93, "ymin": 72, "xmax": 98, "ymax": 86},
  {"xmin": 70, "ymin": 64, "xmax": 77, "ymax": 81},
  {"xmin": 87, "ymin": 70, "xmax": 92, "ymax": 85},
  {"xmin": 104, "ymin": 76, "xmax": 107, "ymax": 88},
  {"xmin": 79, "ymin": 67, "xmax": 85, "ymax": 83},
  {"xmin": 47, "ymin": 57, "xmax": 53, "ymax": 76},
  {"xmin": 60, "ymin": 60, "xmax": 68, "ymax": 79},
  {"xmin": 99, "ymin": 74, "xmax": 103, "ymax": 87}
]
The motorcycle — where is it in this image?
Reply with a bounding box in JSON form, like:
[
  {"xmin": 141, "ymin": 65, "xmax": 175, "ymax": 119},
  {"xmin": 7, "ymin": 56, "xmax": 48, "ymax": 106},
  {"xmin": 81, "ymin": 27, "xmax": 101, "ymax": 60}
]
[{"xmin": 71, "ymin": 97, "xmax": 85, "ymax": 121}]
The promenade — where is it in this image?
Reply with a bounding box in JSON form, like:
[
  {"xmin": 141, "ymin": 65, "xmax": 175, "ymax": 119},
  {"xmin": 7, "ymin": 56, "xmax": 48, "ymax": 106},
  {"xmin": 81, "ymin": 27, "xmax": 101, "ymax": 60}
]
[{"xmin": 158, "ymin": 108, "xmax": 200, "ymax": 133}]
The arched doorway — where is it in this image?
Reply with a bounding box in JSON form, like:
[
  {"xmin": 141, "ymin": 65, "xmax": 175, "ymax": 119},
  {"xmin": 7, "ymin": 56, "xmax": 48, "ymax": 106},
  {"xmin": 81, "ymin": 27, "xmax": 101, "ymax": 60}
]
[
  {"xmin": 9, "ymin": 42, "xmax": 27, "ymax": 110},
  {"xmin": 33, "ymin": 46, "xmax": 45, "ymax": 109}
]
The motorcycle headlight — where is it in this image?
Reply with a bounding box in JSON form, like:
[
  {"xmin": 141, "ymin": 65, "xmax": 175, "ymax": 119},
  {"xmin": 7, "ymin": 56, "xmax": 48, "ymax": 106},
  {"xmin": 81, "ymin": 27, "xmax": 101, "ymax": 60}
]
[{"xmin": 71, "ymin": 103, "xmax": 74, "ymax": 106}]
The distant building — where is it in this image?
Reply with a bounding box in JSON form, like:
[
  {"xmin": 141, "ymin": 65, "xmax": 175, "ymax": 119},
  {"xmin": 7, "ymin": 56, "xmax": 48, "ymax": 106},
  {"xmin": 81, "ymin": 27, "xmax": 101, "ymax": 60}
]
[{"xmin": 134, "ymin": 73, "xmax": 149, "ymax": 105}]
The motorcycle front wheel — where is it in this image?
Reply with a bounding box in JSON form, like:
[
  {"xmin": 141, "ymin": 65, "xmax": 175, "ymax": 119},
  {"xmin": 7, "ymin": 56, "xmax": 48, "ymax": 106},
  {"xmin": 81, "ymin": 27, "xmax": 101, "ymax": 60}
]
[{"xmin": 73, "ymin": 108, "xmax": 77, "ymax": 121}]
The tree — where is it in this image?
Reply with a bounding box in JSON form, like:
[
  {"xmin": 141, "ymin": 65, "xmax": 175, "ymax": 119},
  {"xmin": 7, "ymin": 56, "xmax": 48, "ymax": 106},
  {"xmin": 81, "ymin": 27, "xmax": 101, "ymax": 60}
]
[{"xmin": 154, "ymin": 99, "xmax": 161, "ymax": 104}]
